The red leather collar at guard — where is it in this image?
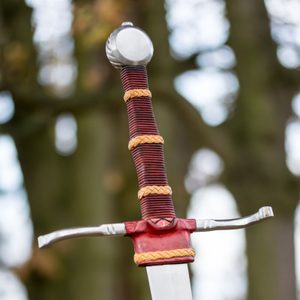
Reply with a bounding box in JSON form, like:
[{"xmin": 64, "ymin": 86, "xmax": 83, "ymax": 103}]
[{"xmin": 125, "ymin": 218, "xmax": 196, "ymax": 267}]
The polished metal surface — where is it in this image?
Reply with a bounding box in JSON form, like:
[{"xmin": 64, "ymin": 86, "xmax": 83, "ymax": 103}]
[
  {"xmin": 38, "ymin": 223, "xmax": 126, "ymax": 248},
  {"xmin": 146, "ymin": 264, "xmax": 193, "ymax": 300},
  {"xmin": 195, "ymin": 206, "xmax": 274, "ymax": 232},
  {"xmin": 106, "ymin": 22, "xmax": 153, "ymax": 69}
]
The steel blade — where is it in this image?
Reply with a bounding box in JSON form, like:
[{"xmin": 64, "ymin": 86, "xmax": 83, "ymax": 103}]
[{"xmin": 146, "ymin": 264, "xmax": 193, "ymax": 300}]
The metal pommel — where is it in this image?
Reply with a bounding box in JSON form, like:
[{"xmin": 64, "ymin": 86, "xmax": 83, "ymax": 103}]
[{"xmin": 106, "ymin": 22, "xmax": 154, "ymax": 69}]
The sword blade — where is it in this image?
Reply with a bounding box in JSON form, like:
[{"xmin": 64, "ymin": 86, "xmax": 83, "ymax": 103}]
[{"xmin": 146, "ymin": 264, "xmax": 193, "ymax": 300}]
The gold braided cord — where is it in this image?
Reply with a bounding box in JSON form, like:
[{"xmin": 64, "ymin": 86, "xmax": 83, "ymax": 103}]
[
  {"xmin": 128, "ymin": 135, "xmax": 164, "ymax": 151},
  {"xmin": 134, "ymin": 248, "xmax": 196, "ymax": 264},
  {"xmin": 124, "ymin": 89, "xmax": 152, "ymax": 102},
  {"xmin": 138, "ymin": 185, "xmax": 172, "ymax": 200}
]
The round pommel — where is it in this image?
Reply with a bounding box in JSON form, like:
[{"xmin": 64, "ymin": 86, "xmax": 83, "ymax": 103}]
[{"xmin": 106, "ymin": 22, "xmax": 154, "ymax": 69}]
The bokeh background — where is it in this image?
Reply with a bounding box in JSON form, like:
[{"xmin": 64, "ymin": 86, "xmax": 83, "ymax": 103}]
[{"xmin": 0, "ymin": 0, "xmax": 300, "ymax": 299}]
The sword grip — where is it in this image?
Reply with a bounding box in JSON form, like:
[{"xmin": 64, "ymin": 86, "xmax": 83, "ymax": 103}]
[{"xmin": 120, "ymin": 66, "xmax": 176, "ymax": 221}]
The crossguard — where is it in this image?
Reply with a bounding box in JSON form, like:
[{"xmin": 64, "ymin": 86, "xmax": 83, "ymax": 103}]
[
  {"xmin": 38, "ymin": 23, "xmax": 274, "ymax": 268},
  {"xmin": 38, "ymin": 206, "xmax": 273, "ymax": 249}
]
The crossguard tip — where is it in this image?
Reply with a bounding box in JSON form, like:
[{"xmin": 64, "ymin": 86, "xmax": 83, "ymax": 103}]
[{"xmin": 258, "ymin": 206, "xmax": 274, "ymax": 219}]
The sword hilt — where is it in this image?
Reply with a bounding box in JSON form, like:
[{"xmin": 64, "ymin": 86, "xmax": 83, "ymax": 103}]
[
  {"xmin": 37, "ymin": 23, "xmax": 274, "ymax": 270},
  {"xmin": 106, "ymin": 22, "xmax": 176, "ymax": 225}
]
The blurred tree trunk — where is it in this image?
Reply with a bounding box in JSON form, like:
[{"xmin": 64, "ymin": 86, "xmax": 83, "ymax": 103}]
[{"xmin": 224, "ymin": 1, "xmax": 299, "ymax": 299}]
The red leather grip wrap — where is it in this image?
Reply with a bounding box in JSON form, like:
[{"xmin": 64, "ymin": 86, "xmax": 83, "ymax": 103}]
[{"xmin": 120, "ymin": 66, "xmax": 176, "ymax": 220}]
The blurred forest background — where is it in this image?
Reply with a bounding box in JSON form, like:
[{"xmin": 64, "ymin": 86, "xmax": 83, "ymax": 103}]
[{"xmin": 0, "ymin": 0, "xmax": 300, "ymax": 299}]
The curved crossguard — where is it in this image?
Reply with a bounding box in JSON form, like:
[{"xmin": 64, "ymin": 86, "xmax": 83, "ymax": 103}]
[
  {"xmin": 38, "ymin": 23, "xmax": 274, "ymax": 270},
  {"xmin": 38, "ymin": 206, "xmax": 273, "ymax": 248}
]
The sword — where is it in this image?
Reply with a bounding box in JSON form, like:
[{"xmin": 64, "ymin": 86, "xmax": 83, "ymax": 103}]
[{"xmin": 38, "ymin": 22, "xmax": 274, "ymax": 300}]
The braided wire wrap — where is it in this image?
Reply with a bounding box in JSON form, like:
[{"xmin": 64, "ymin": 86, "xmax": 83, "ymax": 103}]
[
  {"xmin": 124, "ymin": 89, "xmax": 152, "ymax": 102},
  {"xmin": 134, "ymin": 248, "xmax": 196, "ymax": 265},
  {"xmin": 138, "ymin": 185, "xmax": 172, "ymax": 200},
  {"xmin": 128, "ymin": 135, "xmax": 164, "ymax": 150}
]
